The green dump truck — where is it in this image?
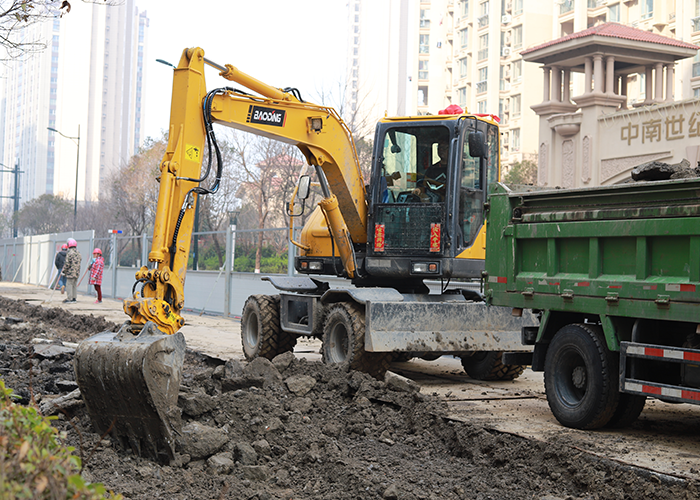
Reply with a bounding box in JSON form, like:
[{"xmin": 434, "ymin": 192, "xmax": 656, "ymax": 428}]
[{"xmin": 485, "ymin": 178, "xmax": 700, "ymax": 430}]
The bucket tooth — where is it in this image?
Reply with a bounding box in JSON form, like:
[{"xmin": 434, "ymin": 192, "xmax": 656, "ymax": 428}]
[{"xmin": 74, "ymin": 321, "xmax": 186, "ymax": 463}]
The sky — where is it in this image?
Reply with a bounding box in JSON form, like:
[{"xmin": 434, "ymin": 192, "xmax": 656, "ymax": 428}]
[{"xmin": 138, "ymin": 0, "xmax": 350, "ymax": 141}]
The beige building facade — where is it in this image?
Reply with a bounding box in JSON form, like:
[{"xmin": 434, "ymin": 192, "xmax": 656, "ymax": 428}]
[{"xmin": 349, "ymin": 0, "xmax": 700, "ymax": 174}]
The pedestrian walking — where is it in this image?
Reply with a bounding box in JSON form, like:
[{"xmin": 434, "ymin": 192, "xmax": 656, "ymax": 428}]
[
  {"xmin": 89, "ymin": 248, "xmax": 104, "ymax": 303},
  {"xmin": 54, "ymin": 244, "xmax": 68, "ymax": 293},
  {"xmin": 62, "ymin": 239, "xmax": 82, "ymax": 303}
]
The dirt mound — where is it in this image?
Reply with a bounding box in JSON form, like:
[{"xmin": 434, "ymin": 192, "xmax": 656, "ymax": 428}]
[{"xmin": 1, "ymin": 296, "xmax": 698, "ymax": 499}]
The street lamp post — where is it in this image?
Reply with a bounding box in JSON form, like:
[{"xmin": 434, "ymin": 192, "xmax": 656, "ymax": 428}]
[
  {"xmin": 47, "ymin": 125, "xmax": 80, "ymax": 231},
  {"xmin": 0, "ymin": 160, "xmax": 23, "ymax": 237}
]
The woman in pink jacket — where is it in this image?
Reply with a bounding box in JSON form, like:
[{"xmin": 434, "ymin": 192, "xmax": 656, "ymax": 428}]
[{"xmin": 89, "ymin": 248, "xmax": 105, "ymax": 303}]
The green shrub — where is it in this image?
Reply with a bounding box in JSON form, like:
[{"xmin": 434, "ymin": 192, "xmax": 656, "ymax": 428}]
[{"xmin": 0, "ymin": 379, "xmax": 121, "ymax": 499}]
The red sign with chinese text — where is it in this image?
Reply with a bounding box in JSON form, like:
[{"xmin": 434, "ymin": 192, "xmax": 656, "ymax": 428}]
[
  {"xmin": 430, "ymin": 223, "xmax": 441, "ymax": 253},
  {"xmin": 374, "ymin": 223, "xmax": 385, "ymax": 252}
]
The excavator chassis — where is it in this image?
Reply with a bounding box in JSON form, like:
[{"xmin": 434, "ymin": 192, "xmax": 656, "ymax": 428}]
[{"xmin": 73, "ymin": 321, "xmax": 186, "ymax": 463}]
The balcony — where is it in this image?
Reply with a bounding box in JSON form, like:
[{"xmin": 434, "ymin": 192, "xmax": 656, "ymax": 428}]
[
  {"xmin": 478, "ymin": 48, "xmax": 489, "ymax": 60},
  {"xmin": 476, "ymin": 80, "xmax": 488, "ymax": 93},
  {"xmin": 478, "ymin": 14, "xmax": 489, "ymax": 28}
]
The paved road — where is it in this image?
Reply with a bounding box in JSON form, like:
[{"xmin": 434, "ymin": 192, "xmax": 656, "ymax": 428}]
[{"xmin": 3, "ymin": 281, "xmax": 700, "ymax": 481}]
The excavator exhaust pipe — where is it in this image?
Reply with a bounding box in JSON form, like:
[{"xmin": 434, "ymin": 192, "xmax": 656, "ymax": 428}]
[{"xmin": 73, "ymin": 321, "xmax": 186, "ymax": 463}]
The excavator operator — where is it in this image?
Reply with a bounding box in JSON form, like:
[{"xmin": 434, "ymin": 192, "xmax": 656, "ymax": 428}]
[{"xmin": 414, "ymin": 139, "xmax": 449, "ymax": 202}]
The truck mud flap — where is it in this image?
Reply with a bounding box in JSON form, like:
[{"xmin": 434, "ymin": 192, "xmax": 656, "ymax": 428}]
[{"xmin": 73, "ymin": 321, "xmax": 186, "ymax": 463}]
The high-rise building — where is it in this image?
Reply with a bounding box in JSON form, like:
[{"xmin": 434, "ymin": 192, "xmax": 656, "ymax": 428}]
[
  {"xmin": 349, "ymin": 0, "xmax": 700, "ymax": 172},
  {"xmin": 0, "ymin": 1, "xmax": 148, "ymax": 219}
]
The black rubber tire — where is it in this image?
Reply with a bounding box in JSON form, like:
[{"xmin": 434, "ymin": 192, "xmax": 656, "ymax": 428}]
[
  {"xmin": 241, "ymin": 294, "xmax": 296, "ymax": 361},
  {"xmin": 460, "ymin": 351, "xmax": 525, "ymax": 381},
  {"xmin": 322, "ymin": 302, "xmax": 393, "ymax": 378},
  {"xmin": 544, "ymin": 323, "xmax": 619, "ymax": 430},
  {"xmin": 606, "ymin": 393, "xmax": 646, "ymax": 428}
]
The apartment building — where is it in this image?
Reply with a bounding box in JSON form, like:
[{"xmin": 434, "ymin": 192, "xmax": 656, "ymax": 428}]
[
  {"xmin": 349, "ymin": 0, "xmax": 700, "ymax": 173},
  {"xmin": 0, "ymin": 1, "xmax": 148, "ymax": 216}
]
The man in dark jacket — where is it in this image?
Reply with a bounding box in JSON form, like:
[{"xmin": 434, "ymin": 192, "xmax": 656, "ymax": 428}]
[{"xmin": 54, "ymin": 244, "xmax": 67, "ymax": 293}]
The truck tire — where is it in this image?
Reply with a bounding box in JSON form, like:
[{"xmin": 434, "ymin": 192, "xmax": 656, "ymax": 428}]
[
  {"xmin": 322, "ymin": 302, "xmax": 392, "ymax": 378},
  {"xmin": 606, "ymin": 393, "xmax": 646, "ymax": 428},
  {"xmin": 460, "ymin": 351, "xmax": 525, "ymax": 381},
  {"xmin": 241, "ymin": 295, "xmax": 296, "ymax": 361},
  {"xmin": 544, "ymin": 323, "xmax": 619, "ymax": 429}
]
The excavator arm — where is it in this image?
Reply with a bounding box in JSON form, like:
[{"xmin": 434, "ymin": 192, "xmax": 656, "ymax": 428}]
[
  {"xmin": 74, "ymin": 47, "xmax": 368, "ymax": 462},
  {"xmin": 124, "ymin": 47, "xmax": 367, "ymax": 334}
]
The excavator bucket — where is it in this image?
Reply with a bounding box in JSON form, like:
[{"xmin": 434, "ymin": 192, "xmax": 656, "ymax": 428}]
[{"xmin": 73, "ymin": 321, "xmax": 186, "ymax": 463}]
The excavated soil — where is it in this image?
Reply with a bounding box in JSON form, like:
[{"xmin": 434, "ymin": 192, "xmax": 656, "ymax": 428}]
[{"xmin": 1, "ymin": 295, "xmax": 699, "ymax": 500}]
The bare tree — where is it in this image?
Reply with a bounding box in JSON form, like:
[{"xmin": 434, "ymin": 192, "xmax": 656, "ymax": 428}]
[
  {"xmin": 1, "ymin": 0, "xmax": 116, "ymax": 60},
  {"xmin": 232, "ymin": 132, "xmax": 304, "ymax": 273},
  {"xmin": 105, "ymin": 134, "xmax": 165, "ymax": 237}
]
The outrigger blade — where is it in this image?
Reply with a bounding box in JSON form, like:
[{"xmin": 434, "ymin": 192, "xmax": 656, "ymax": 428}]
[{"xmin": 73, "ymin": 321, "xmax": 186, "ymax": 463}]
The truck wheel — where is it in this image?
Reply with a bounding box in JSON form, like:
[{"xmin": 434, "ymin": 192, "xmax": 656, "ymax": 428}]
[
  {"xmin": 322, "ymin": 302, "xmax": 392, "ymax": 378},
  {"xmin": 241, "ymin": 295, "xmax": 296, "ymax": 361},
  {"xmin": 606, "ymin": 393, "xmax": 646, "ymax": 428},
  {"xmin": 544, "ymin": 323, "xmax": 619, "ymax": 429},
  {"xmin": 460, "ymin": 351, "xmax": 525, "ymax": 381}
]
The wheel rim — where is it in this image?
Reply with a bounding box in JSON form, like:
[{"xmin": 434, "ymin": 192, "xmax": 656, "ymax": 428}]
[
  {"xmin": 328, "ymin": 321, "xmax": 349, "ymax": 363},
  {"xmin": 244, "ymin": 311, "xmax": 259, "ymax": 349},
  {"xmin": 554, "ymin": 348, "xmax": 588, "ymax": 408}
]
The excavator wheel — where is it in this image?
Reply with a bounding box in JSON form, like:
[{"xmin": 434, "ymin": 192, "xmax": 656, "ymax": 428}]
[
  {"xmin": 241, "ymin": 294, "xmax": 296, "ymax": 361},
  {"xmin": 322, "ymin": 302, "xmax": 392, "ymax": 379},
  {"xmin": 73, "ymin": 321, "xmax": 186, "ymax": 463},
  {"xmin": 460, "ymin": 351, "xmax": 525, "ymax": 381}
]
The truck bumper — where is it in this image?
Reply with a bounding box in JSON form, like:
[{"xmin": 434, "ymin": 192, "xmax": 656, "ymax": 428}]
[{"xmin": 365, "ymin": 301, "xmax": 537, "ymax": 353}]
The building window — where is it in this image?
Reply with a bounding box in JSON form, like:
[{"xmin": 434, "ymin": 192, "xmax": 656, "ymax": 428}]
[
  {"xmin": 458, "ymin": 87, "xmax": 467, "ymax": 107},
  {"xmin": 477, "ymin": 66, "xmax": 488, "ymax": 93},
  {"xmin": 513, "ymin": 0, "xmax": 523, "ymax": 15},
  {"xmin": 511, "ymin": 94, "xmax": 521, "ymax": 117},
  {"xmin": 512, "ymin": 59, "xmax": 522, "ymax": 81},
  {"xmin": 419, "ymin": 60, "xmax": 429, "ymax": 80},
  {"xmin": 460, "ymin": 28, "xmax": 469, "ymax": 49},
  {"xmin": 477, "ymin": 100, "xmax": 487, "ymax": 113},
  {"xmin": 420, "ymin": 9, "xmax": 431, "ymax": 28},
  {"xmin": 641, "ymin": 0, "xmax": 653, "ymax": 19},
  {"xmin": 461, "ymin": 0, "xmax": 469, "ymax": 19},
  {"xmin": 478, "ymin": 0, "xmax": 489, "ymax": 27},
  {"xmin": 478, "ymin": 33, "xmax": 489, "ymax": 60},
  {"xmin": 419, "ymin": 34, "xmax": 430, "ymax": 54},
  {"xmin": 693, "ymin": 53, "xmax": 700, "ymax": 78},
  {"xmin": 512, "ymin": 128, "xmax": 520, "ymax": 151},
  {"xmin": 560, "ymin": 0, "xmax": 573, "ymax": 14},
  {"xmin": 512, "ymin": 25, "xmax": 522, "ymax": 50},
  {"xmin": 418, "ymin": 86, "xmax": 429, "ymax": 106},
  {"xmin": 608, "ymin": 3, "xmax": 620, "ymax": 22},
  {"xmin": 694, "ymin": 88, "xmax": 700, "ymax": 98},
  {"xmin": 459, "ymin": 57, "xmax": 468, "ymax": 78}
]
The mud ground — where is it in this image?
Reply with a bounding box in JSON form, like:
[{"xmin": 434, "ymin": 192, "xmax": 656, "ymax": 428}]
[{"xmin": 2, "ymin": 295, "xmax": 700, "ymax": 500}]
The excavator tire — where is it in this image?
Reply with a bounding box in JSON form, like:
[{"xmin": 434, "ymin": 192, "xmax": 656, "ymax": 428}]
[
  {"xmin": 241, "ymin": 294, "xmax": 296, "ymax": 361},
  {"xmin": 73, "ymin": 321, "xmax": 186, "ymax": 464},
  {"xmin": 322, "ymin": 302, "xmax": 392, "ymax": 379},
  {"xmin": 460, "ymin": 351, "xmax": 525, "ymax": 381}
]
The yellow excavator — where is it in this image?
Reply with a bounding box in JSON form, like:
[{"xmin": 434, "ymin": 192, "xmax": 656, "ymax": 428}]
[{"xmin": 74, "ymin": 47, "xmax": 532, "ymax": 463}]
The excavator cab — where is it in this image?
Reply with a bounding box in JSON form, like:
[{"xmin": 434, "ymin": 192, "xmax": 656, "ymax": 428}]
[{"xmin": 364, "ymin": 115, "xmax": 496, "ymax": 281}]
